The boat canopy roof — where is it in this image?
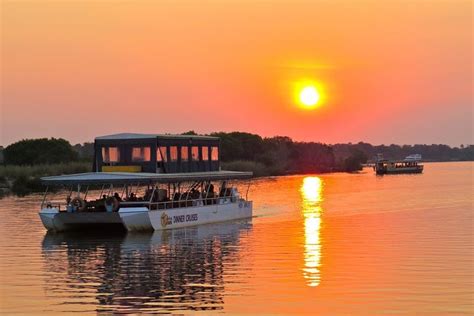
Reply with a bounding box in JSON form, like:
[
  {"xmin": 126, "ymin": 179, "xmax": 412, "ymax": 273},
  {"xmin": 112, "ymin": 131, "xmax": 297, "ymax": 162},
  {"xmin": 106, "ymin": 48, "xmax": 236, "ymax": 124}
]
[
  {"xmin": 41, "ymin": 171, "xmax": 252, "ymax": 186},
  {"xmin": 377, "ymin": 159, "xmax": 422, "ymax": 163},
  {"xmin": 95, "ymin": 133, "xmax": 218, "ymax": 141}
]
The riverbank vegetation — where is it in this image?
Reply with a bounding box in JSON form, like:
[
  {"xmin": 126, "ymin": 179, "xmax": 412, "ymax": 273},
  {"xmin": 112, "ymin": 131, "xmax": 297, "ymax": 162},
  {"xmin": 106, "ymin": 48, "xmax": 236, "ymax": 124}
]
[
  {"xmin": 3, "ymin": 138, "xmax": 79, "ymax": 165},
  {"xmin": 0, "ymin": 134, "xmax": 472, "ymax": 198},
  {"xmin": 0, "ymin": 161, "xmax": 90, "ymax": 197}
]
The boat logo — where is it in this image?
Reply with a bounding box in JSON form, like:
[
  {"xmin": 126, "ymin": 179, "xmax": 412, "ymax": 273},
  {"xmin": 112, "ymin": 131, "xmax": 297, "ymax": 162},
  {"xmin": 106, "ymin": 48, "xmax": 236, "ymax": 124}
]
[{"xmin": 161, "ymin": 212, "xmax": 169, "ymax": 227}]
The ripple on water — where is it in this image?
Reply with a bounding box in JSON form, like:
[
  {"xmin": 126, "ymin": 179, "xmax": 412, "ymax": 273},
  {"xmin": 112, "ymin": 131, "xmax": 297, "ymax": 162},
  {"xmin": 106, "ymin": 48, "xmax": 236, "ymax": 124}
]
[{"xmin": 0, "ymin": 162, "xmax": 473, "ymax": 314}]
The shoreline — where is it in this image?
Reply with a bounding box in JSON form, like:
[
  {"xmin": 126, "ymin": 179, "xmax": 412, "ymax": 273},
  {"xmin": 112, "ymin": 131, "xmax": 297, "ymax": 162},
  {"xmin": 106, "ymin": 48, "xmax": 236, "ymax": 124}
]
[{"xmin": 1, "ymin": 160, "xmax": 471, "ymax": 199}]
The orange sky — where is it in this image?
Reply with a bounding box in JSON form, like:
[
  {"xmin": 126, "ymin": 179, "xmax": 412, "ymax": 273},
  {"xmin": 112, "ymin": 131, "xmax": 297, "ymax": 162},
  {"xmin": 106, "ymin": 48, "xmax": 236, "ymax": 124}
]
[{"xmin": 1, "ymin": 1, "xmax": 472, "ymax": 146}]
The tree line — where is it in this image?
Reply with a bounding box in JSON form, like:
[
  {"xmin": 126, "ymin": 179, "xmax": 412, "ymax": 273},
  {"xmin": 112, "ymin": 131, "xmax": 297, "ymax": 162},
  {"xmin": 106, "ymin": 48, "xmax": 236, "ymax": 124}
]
[{"xmin": 1, "ymin": 133, "xmax": 473, "ymax": 175}]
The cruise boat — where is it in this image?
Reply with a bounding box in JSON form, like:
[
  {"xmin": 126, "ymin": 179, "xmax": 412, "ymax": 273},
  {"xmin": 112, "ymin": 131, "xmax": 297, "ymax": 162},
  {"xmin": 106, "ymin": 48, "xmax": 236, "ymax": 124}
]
[
  {"xmin": 374, "ymin": 153, "xmax": 424, "ymax": 175},
  {"xmin": 39, "ymin": 133, "xmax": 253, "ymax": 232}
]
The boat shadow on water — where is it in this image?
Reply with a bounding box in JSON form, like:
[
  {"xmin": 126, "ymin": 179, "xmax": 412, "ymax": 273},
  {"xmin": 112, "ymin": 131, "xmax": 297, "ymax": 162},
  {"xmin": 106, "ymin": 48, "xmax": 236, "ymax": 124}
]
[{"xmin": 41, "ymin": 219, "xmax": 253, "ymax": 313}]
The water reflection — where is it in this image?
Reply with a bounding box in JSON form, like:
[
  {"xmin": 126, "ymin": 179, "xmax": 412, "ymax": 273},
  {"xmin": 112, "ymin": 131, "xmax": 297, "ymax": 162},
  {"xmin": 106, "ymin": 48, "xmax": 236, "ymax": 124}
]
[
  {"xmin": 41, "ymin": 221, "xmax": 252, "ymax": 313},
  {"xmin": 300, "ymin": 177, "xmax": 323, "ymax": 287}
]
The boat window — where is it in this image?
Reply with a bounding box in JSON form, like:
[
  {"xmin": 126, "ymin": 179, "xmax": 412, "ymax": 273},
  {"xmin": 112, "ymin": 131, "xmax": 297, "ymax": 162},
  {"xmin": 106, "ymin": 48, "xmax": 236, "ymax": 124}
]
[
  {"xmin": 211, "ymin": 146, "xmax": 219, "ymax": 161},
  {"xmin": 157, "ymin": 146, "xmax": 168, "ymax": 162},
  {"xmin": 102, "ymin": 147, "xmax": 120, "ymax": 163},
  {"xmin": 181, "ymin": 146, "xmax": 189, "ymax": 161},
  {"xmin": 202, "ymin": 146, "xmax": 209, "ymax": 161},
  {"xmin": 132, "ymin": 147, "xmax": 151, "ymax": 162},
  {"xmin": 170, "ymin": 146, "xmax": 178, "ymax": 162},
  {"xmin": 191, "ymin": 146, "xmax": 199, "ymax": 161}
]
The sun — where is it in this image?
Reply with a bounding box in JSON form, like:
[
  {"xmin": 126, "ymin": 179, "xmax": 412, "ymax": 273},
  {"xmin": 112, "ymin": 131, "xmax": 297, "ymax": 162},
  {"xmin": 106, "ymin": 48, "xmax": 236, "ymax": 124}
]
[
  {"xmin": 293, "ymin": 81, "xmax": 324, "ymax": 110},
  {"xmin": 299, "ymin": 86, "xmax": 320, "ymax": 108}
]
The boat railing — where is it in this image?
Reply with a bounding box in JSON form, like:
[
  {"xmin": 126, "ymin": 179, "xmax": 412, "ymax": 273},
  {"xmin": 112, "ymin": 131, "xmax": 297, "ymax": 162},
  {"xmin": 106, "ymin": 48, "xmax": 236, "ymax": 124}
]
[
  {"xmin": 42, "ymin": 202, "xmax": 63, "ymax": 211},
  {"xmin": 43, "ymin": 195, "xmax": 247, "ymax": 212},
  {"xmin": 120, "ymin": 195, "xmax": 244, "ymax": 210}
]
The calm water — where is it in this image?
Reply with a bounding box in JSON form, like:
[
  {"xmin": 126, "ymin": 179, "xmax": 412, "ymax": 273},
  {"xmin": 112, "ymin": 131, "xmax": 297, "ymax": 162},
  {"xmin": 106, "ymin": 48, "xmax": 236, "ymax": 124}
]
[{"xmin": 0, "ymin": 162, "xmax": 472, "ymax": 314}]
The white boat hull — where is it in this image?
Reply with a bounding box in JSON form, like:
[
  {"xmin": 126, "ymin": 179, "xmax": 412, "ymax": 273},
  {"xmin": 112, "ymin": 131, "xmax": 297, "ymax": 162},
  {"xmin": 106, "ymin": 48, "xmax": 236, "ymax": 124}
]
[
  {"xmin": 40, "ymin": 200, "xmax": 253, "ymax": 232},
  {"xmin": 119, "ymin": 200, "xmax": 253, "ymax": 231}
]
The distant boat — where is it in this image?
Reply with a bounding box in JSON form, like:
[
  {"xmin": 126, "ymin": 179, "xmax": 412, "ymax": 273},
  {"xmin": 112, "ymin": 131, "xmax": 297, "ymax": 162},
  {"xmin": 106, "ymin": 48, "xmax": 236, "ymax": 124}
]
[
  {"xmin": 404, "ymin": 154, "xmax": 422, "ymax": 161},
  {"xmin": 374, "ymin": 153, "xmax": 424, "ymax": 175}
]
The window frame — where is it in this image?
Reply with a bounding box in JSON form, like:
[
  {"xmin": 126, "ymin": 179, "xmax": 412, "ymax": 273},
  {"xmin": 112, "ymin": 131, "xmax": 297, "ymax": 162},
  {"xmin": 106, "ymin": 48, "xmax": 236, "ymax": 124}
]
[
  {"xmin": 191, "ymin": 146, "xmax": 200, "ymax": 161},
  {"xmin": 181, "ymin": 146, "xmax": 189, "ymax": 162},
  {"xmin": 170, "ymin": 146, "xmax": 178, "ymax": 162},
  {"xmin": 157, "ymin": 146, "xmax": 168, "ymax": 163},
  {"xmin": 131, "ymin": 146, "xmax": 151, "ymax": 162},
  {"xmin": 202, "ymin": 146, "xmax": 209, "ymax": 161},
  {"xmin": 211, "ymin": 146, "xmax": 219, "ymax": 161},
  {"xmin": 102, "ymin": 146, "xmax": 120, "ymax": 164}
]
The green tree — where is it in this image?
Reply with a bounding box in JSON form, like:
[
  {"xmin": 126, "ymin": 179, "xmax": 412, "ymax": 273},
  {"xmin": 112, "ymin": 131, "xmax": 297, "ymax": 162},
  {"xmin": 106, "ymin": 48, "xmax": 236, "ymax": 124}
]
[
  {"xmin": 4, "ymin": 138, "xmax": 78, "ymax": 165},
  {"xmin": 181, "ymin": 130, "xmax": 198, "ymax": 135},
  {"xmin": 210, "ymin": 132, "xmax": 264, "ymax": 162},
  {"xmin": 343, "ymin": 149, "xmax": 368, "ymax": 172}
]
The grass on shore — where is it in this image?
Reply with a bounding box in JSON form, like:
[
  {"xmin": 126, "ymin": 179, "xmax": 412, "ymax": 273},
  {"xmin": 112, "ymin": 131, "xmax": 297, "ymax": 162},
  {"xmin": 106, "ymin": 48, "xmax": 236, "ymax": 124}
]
[
  {"xmin": 0, "ymin": 159, "xmax": 286, "ymax": 198},
  {"xmin": 0, "ymin": 161, "xmax": 90, "ymax": 179},
  {"xmin": 0, "ymin": 162, "xmax": 91, "ymax": 197},
  {"xmin": 221, "ymin": 160, "xmax": 284, "ymax": 177}
]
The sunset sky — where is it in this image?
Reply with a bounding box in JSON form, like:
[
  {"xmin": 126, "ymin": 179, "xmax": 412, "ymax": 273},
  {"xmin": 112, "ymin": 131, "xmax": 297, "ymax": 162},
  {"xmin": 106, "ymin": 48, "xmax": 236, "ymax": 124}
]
[{"xmin": 1, "ymin": 1, "xmax": 472, "ymax": 146}]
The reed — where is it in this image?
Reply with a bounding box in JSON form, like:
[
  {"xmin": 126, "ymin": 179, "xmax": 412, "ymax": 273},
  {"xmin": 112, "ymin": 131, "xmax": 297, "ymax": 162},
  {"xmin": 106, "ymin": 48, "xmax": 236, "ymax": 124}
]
[
  {"xmin": 0, "ymin": 162, "xmax": 90, "ymax": 179},
  {"xmin": 0, "ymin": 162, "xmax": 91, "ymax": 197},
  {"xmin": 221, "ymin": 160, "xmax": 282, "ymax": 177}
]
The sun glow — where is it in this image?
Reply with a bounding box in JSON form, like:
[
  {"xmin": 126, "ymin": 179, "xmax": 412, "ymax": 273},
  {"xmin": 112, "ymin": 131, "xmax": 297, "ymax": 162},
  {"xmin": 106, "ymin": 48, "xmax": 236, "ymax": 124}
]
[
  {"xmin": 294, "ymin": 80, "xmax": 325, "ymax": 110},
  {"xmin": 300, "ymin": 86, "xmax": 320, "ymax": 107}
]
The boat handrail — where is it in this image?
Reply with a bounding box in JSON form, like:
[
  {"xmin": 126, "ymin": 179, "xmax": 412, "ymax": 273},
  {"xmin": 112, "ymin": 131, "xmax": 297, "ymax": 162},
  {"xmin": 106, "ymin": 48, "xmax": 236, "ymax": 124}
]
[
  {"xmin": 43, "ymin": 195, "xmax": 246, "ymax": 212},
  {"xmin": 120, "ymin": 195, "xmax": 244, "ymax": 208},
  {"xmin": 42, "ymin": 202, "xmax": 62, "ymax": 211}
]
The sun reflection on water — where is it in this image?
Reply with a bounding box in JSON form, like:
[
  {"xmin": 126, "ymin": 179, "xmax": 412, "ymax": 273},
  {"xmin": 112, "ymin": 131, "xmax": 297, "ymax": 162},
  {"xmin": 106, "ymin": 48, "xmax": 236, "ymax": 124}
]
[{"xmin": 301, "ymin": 176, "xmax": 323, "ymax": 287}]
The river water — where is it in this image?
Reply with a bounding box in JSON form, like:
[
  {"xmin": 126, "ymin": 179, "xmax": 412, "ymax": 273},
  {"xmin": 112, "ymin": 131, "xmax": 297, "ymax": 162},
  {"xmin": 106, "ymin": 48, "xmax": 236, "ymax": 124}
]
[{"xmin": 0, "ymin": 162, "xmax": 472, "ymax": 314}]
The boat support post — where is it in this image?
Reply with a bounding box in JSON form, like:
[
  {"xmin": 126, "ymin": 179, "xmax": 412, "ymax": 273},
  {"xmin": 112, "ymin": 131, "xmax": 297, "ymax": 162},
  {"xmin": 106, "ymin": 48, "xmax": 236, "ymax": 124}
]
[{"xmin": 41, "ymin": 186, "xmax": 49, "ymax": 209}]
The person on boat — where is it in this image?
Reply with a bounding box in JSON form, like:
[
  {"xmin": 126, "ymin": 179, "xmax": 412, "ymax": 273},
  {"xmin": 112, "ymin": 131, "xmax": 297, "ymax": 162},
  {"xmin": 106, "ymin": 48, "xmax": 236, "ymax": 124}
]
[
  {"xmin": 205, "ymin": 183, "xmax": 216, "ymax": 205},
  {"xmin": 219, "ymin": 181, "xmax": 227, "ymax": 197},
  {"xmin": 144, "ymin": 189, "xmax": 152, "ymax": 201},
  {"xmin": 190, "ymin": 188, "xmax": 200, "ymax": 200},
  {"xmin": 128, "ymin": 193, "xmax": 137, "ymax": 201},
  {"xmin": 171, "ymin": 192, "xmax": 180, "ymax": 208},
  {"xmin": 113, "ymin": 192, "xmax": 122, "ymax": 202},
  {"xmin": 188, "ymin": 188, "xmax": 199, "ymax": 206}
]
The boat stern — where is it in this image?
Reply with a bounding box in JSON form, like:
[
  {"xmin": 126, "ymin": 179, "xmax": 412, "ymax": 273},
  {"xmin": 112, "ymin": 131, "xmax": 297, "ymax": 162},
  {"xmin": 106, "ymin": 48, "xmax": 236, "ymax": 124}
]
[{"xmin": 39, "ymin": 207, "xmax": 61, "ymax": 231}]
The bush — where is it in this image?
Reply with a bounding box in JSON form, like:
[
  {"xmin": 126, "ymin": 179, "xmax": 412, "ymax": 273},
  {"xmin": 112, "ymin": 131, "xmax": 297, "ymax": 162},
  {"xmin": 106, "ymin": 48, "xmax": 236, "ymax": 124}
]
[
  {"xmin": 0, "ymin": 162, "xmax": 90, "ymax": 179},
  {"xmin": 221, "ymin": 160, "xmax": 277, "ymax": 177},
  {"xmin": 4, "ymin": 138, "xmax": 78, "ymax": 165},
  {"xmin": 11, "ymin": 175, "xmax": 43, "ymax": 196},
  {"xmin": 342, "ymin": 149, "xmax": 368, "ymax": 172},
  {"xmin": 0, "ymin": 162, "xmax": 90, "ymax": 198}
]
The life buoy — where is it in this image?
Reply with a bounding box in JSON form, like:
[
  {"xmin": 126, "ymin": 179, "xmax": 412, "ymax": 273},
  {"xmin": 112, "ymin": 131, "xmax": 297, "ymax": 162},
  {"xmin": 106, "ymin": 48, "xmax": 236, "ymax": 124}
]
[
  {"xmin": 105, "ymin": 196, "xmax": 120, "ymax": 212},
  {"xmin": 70, "ymin": 197, "xmax": 86, "ymax": 212},
  {"xmin": 161, "ymin": 212, "xmax": 169, "ymax": 227}
]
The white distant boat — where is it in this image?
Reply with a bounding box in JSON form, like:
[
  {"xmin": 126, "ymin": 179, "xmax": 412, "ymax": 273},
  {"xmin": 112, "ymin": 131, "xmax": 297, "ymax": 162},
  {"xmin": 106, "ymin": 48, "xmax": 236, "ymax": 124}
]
[
  {"xmin": 39, "ymin": 133, "xmax": 253, "ymax": 232},
  {"xmin": 404, "ymin": 154, "xmax": 422, "ymax": 161}
]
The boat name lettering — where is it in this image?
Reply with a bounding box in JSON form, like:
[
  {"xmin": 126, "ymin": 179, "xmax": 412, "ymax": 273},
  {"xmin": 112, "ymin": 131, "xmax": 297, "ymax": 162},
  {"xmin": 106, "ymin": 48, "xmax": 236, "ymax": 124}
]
[{"xmin": 173, "ymin": 214, "xmax": 198, "ymax": 223}]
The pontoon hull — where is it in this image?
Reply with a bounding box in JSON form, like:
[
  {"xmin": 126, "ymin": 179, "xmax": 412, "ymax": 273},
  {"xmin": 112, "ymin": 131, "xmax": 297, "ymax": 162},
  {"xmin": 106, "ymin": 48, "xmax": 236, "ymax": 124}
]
[
  {"xmin": 119, "ymin": 200, "xmax": 253, "ymax": 231},
  {"xmin": 39, "ymin": 208, "xmax": 124, "ymax": 232},
  {"xmin": 40, "ymin": 201, "xmax": 253, "ymax": 232},
  {"xmin": 376, "ymin": 168, "xmax": 423, "ymax": 175}
]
